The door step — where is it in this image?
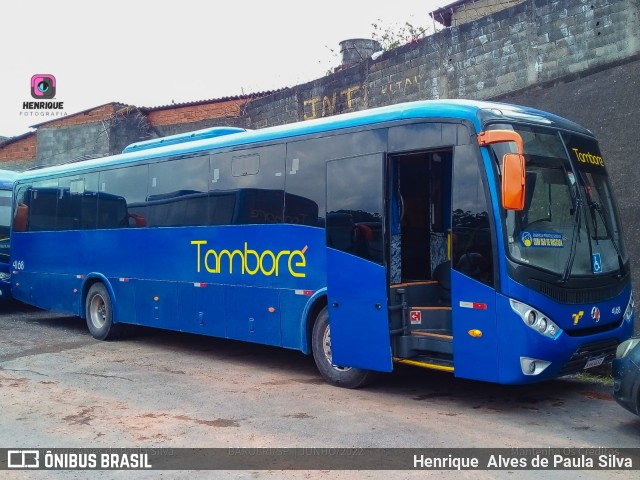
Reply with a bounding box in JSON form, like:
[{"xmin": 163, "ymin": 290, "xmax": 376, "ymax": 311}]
[
  {"xmin": 388, "ymin": 281, "xmax": 451, "ymax": 334},
  {"xmin": 406, "ymin": 306, "xmax": 452, "ymax": 331},
  {"xmin": 411, "ymin": 330, "xmax": 452, "ymax": 339},
  {"xmin": 394, "ymin": 355, "xmax": 454, "ymax": 372},
  {"xmin": 391, "ymin": 281, "xmax": 446, "ymax": 306},
  {"xmin": 394, "ymin": 328, "xmax": 453, "ymax": 358}
]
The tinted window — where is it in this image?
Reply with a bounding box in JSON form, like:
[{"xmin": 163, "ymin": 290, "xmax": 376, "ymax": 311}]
[
  {"xmin": 232, "ymin": 154, "xmax": 259, "ymax": 177},
  {"xmin": 147, "ymin": 156, "xmax": 210, "ymax": 227},
  {"xmin": 451, "ymin": 144, "xmax": 494, "ymax": 286},
  {"xmin": 0, "ymin": 189, "xmax": 11, "ymax": 260},
  {"xmin": 210, "ymin": 144, "xmax": 285, "ymax": 225},
  {"xmin": 389, "ymin": 123, "xmax": 462, "ymax": 152},
  {"xmin": 326, "ymin": 154, "xmax": 384, "ymax": 264},
  {"xmin": 99, "ymin": 165, "xmax": 148, "ymax": 228},
  {"xmin": 58, "ymin": 173, "xmax": 100, "ymax": 230},
  {"xmin": 27, "ymin": 179, "xmax": 59, "ymax": 231},
  {"xmin": 286, "ymin": 129, "xmax": 386, "ymax": 227}
]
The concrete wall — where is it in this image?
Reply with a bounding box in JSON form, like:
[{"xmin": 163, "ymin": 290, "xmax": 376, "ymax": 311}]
[
  {"xmin": 34, "ymin": 104, "xmax": 125, "ymax": 167},
  {"xmin": 242, "ymin": 0, "xmax": 640, "ymax": 302},
  {"xmin": 36, "ymin": 123, "xmax": 110, "ymax": 167},
  {"xmin": 245, "ymin": 0, "xmax": 639, "ymax": 126},
  {"xmin": 449, "ymin": 0, "xmax": 527, "ymax": 27},
  {"xmin": 499, "ymin": 58, "xmax": 640, "ymax": 298}
]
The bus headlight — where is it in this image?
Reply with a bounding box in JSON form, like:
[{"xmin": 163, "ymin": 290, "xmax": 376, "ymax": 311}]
[
  {"xmin": 623, "ymin": 290, "xmax": 634, "ymax": 322},
  {"xmin": 510, "ymin": 299, "xmax": 561, "ymax": 339},
  {"xmin": 520, "ymin": 357, "xmax": 552, "ymax": 375},
  {"xmin": 537, "ymin": 317, "xmax": 548, "ymax": 333},
  {"xmin": 525, "ymin": 310, "xmax": 536, "ymax": 326}
]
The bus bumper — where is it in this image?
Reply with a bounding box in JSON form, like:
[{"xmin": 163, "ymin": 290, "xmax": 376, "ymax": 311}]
[{"xmin": 496, "ymin": 306, "xmax": 633, "ymax": 385}]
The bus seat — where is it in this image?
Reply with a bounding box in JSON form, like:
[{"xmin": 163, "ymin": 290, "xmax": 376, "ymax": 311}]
[{"xmin": 14, "ymin": 203, "xmax": 28, "ymax": 232}]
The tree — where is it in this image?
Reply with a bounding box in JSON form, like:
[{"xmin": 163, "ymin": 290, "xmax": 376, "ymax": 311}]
[{"xmin": 371, "ymin": 18, "xmax": 433, "ymax": 51}]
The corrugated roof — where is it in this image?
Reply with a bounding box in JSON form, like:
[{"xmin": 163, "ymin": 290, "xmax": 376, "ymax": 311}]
[
  {"xmin": 5, "ymin": 91, "xmax": 283, "ymax": 139},
  {"xmin": 0, "ymin": 130, "xmax": 36, "ymax": 147},
  {"xmin": 30, "ymin": 102, "xmax": 130, "ymax": 129},
  {"xmin": 140, "ymin": 90, "xmax": 282, "ymax": 112},
  {"xmin": 430, "ymin": 0, "xmax": 470, "ymax": 27}
]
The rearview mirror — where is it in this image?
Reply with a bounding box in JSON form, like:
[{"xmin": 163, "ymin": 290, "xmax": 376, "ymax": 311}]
[
  {"xmin": 478, "ymin": 130, "xmax": 526, "ymax": 211},
  {"xmin": 502, "ymin": 153, "xmax": 525, "ymax": 211}
]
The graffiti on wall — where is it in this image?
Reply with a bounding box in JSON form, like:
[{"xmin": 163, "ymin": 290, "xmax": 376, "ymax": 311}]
[
  {"xmin": 381, "ymin": 74, "xmax": 422, "ymax": 95},
  {"xmin": 303, "ymin": 85, "xmax": 362, "ymax": 120}
]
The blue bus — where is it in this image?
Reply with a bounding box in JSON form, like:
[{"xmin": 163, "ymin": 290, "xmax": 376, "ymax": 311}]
[
  {"xmin": 0, "ymin": 169, "xmax": 18, "ymax": 300},
  {"xmin": 9, "ymin": 100, "xmax": 634, "ymax": 387}
]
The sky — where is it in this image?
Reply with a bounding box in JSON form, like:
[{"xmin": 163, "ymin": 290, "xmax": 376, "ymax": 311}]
[{"xmin": 0, "ymin": 0, "xmax": 449, "ymax": 138}]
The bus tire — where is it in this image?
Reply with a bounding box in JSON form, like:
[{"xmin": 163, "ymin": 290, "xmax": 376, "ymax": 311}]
[
  {"xmin": 85, "ymin": 283, "xmax": 122, "ymax": 341},
  {"xmin": 311, "ymin": 306, "xmax": 374, "ymax": 389}
]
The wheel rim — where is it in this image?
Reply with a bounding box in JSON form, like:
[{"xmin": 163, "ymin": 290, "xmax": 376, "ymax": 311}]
[
  {"xmin": 89, "ymin": 294, "xmax": 107, "ymax": 329},
  {"xmin": 321, "ymin": 323, "xmax": 351, "ymax": 372}
]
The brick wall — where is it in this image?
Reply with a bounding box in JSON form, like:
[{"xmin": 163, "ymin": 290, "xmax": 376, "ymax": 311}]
[
  {"xmin": 37, "ymin": 103, "xmax": 122, "ymax": 129},
  {"xmin": 0, "ymin": 134, "xmax": 37, "ymax": 170},
  {"xmin": 146, "ymin": 99, "xmax": 246, "ymax": 136}
]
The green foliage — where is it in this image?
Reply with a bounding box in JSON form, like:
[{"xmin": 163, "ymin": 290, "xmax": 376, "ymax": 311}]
[{"xmin": 371, "ymin": 18, "xmax": 429, "ymax": 51}]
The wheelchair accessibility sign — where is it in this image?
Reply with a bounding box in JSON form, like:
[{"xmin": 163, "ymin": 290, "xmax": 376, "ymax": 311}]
[{"xmin": 592, "ymin": 253, "xmax": 602, "ymax": 273}]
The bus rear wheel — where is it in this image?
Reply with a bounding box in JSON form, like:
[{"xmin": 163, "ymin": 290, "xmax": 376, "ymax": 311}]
[
  {"xmin": 311, "ymin": 306, "xmax": 373, "ymax": 389},
  {"xmin": 85, "ymin": 283, "xmax": 122, "ymax": 340}
]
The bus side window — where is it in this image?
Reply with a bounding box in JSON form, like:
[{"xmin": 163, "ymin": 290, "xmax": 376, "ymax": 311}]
[
  {"xmin": 210, "ymin": 145, "xmax": 285, "ymax": 225},
  {"xmin": 147, "ymin": 155, "xmax": 209, "ymax": 227},
  {"xmin": 326, "ymin": 154, "xmax": 384, "ymax": 265},
  {"xmin": 451, "ymin": 144, "xmax": 495, "ymax": 286},
  {"xmin": 98, "ymin": 165, "xmax": 148, "ymax": 229}
]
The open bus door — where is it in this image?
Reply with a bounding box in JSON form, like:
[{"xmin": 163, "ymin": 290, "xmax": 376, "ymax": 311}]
[
  {"xmin": 449, "ymin": 142, "xmax": 505, "ymax": 382},
  {"xmin": 324, "ymin": 153, "xmax": 393, "ymax": 372}
]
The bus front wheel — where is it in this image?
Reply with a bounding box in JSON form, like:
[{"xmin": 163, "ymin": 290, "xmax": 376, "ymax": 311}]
[
  {"xmin": 85, "ymin": 283, "xmax": 122, "ymax": 341},
  {"xmin": 311, "ymin": 306, "xmax": 373, "ymax": 388}
]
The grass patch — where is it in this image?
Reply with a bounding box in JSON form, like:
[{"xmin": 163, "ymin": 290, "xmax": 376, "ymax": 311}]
[{"xmin": 572, "ymin": 371, "xmax": 614, "ymax": 387}]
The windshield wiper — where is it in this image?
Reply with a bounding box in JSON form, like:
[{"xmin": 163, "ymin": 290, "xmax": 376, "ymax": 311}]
[
  {"xmin": 588, "ymin": 200, "xmax": 626, "ymax": 277},
  {"xmin": 559, "ymin": 196, "xmax": 582, "ymax": 283}
]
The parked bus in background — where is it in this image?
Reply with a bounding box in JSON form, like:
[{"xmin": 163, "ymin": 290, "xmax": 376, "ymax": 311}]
[
  {"xmin": 0, "ymin": 169, "xmax": 17, "ymax": 301},
  {"xmin": 9, "ymin": 100, "xmax": 634, "ymax": 387}
]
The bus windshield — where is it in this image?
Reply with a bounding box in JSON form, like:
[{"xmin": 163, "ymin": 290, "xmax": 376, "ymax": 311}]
[{"xmin": 489, "ymin": 124, "xmax": 627, "ymax": 278}]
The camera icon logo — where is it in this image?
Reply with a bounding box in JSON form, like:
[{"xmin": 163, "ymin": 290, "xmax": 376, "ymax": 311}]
[{"xmin": 31, "ymin": 74, "xmax": 56, "ymax": 99}]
